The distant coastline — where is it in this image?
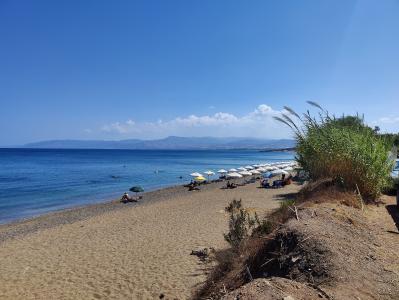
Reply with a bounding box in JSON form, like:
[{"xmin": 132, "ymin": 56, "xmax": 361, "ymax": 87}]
[
  {"xmin": 19, "ymin": 136, "xmax": 296, "ymax": 150},
  {"xmin": 259, "ymin": 147, "xmax": 296, "ymax": 152}
]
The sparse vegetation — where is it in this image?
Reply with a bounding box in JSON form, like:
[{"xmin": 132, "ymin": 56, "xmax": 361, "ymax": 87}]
[{"xmin": 223, "ymin": 199, "xmax": 259, "ymax": 249}]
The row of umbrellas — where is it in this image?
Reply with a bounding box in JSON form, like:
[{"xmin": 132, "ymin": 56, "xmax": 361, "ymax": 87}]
[{"xmin": 190, "ymin": 161, "xmax": 298, "ymax": 181}]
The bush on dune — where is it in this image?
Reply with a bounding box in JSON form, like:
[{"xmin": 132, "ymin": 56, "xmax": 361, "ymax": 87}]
[
  {"xmin": 195, "ymin": 103, "xmax": 396, "ymax": 299},
  {"xmin": 275, "ymin": 102, "xmax": 393, "ymax": 201}
]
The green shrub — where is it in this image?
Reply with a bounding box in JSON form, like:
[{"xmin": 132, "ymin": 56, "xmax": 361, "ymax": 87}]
[
  {"xmin": 223, "ymin": 199, "xmax": 259, "ymax": 249},
  {"xmin": 275, "ymin": 102, "xmax": 393, "ymax": 200}
]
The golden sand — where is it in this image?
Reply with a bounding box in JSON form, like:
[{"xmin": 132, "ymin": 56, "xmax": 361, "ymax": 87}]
[{"xmin": 0, "ymin": 182, "xmax": 299, "ymax": 299}]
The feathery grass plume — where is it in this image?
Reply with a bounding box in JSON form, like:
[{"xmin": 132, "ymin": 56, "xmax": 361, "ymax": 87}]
[
  {"xmin": 281, "ymin": 114, "xmax": 301, "ymax": 136},
  {"xmin": 273, "ymin": 116, "xmax": 294, "ymax": 131},
  {"xmin": 306, "ymin": 100, "xmax": 324, "ymax": 112},
  {"xmin": 283, "ymin": 106, "xmax": 301, "ymax": 120},
  {"xmin": 279, "ymin": 102, "xmax": 393, "ymax": 201}
]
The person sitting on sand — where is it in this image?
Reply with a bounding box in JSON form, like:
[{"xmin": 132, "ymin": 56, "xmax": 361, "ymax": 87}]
[
  {"xmin": 282, "ymin": 174, "xmax": 293, "ymax": 186},
  {"xmin": 226, "ymin": 181, "xmax": 237, "ymax": 189},
  {"xmin": 260, "ymin": 178, "xmax": 270, "ymax": 188},
  {"xmin": 121, "ymin": 192, "xmax": 131, "ymax": 203}
]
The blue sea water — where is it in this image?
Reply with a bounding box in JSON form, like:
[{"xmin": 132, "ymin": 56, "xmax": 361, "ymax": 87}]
[{"xmin": 0, "ymin": 148, "xmax": 294, "ymax": 224}]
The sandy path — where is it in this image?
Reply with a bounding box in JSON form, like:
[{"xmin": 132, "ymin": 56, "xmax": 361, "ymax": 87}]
[{"xmin": 0, "ymin": 182, "xmax": 299, "ymax": 300}]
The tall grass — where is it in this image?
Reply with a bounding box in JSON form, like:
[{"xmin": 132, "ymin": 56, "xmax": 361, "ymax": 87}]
[{"xmin": 275, "ymin": 102, "xmax": 393, "ymax": 200}]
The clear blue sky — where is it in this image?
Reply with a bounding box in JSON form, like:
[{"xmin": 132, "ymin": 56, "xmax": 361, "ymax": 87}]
[{"xmin": 1, "ymin": 0, "xmax": 398, "ymax": 145}]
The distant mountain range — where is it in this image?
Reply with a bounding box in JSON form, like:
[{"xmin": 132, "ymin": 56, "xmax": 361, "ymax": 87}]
[{"xmin": 23, "ymin": 136, "xmax": 296, "ymax": 150}]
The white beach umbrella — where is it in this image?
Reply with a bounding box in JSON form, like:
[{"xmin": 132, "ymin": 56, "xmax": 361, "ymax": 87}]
[
  {"xmin": 239, "ymin": 171, "xmax": 252, "ymax": 176},
  {"xmin": 250, "ymin": 170, "xmax": 261, "ymax": 175},
  {"xmin": 190, "ymin": 172, "xmax": 203, "ymax": 177},
  {"xmin": 217, "ymin": 169, "xmax": 228, "ymax": 174},
  {"xmin": 204, "ymin": 170, "xmax": 215, "ymax": 181},
  {"xmin": 283, "ymin": 167, "xmax": 294, "ymax": 172},
  {"xmin": 229, "ymin": 168, "xmax": 238, "ymax": 172},
  {"xmin": 245, "ymin": 165, "xmax": 254, "ymax": 170},
  {"xmin": 237, "ymin": 167, "xmax": 247, "ymax": 171},
  {"xmin": 227, "ymin": 172, "xmax": 243, "ymax": 179},
  {"xmin": 271, "ymin": 169, "xmax": 289, "ymax": 176}
]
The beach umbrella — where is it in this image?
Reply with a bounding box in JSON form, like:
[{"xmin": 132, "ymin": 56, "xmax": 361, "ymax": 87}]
[
  {"xmin": 226, "ymin": 172, "xmax": 243, "ymax": 179},
  {"xmin": 239, "ymin": 171, "xmax": 252, "ymax": 176},
  {"xmin": 271, "ymin": 169, "xmax": 289, "ymax": 176},
  {"xmin": 229, "ymin": 168, "xmax": 238, "ymax": 172},
  {"xmin": 250, "ymin": 170, "xmax": 261, "ymax": 175},
  {"xmin": 129, "ymin": 186, "xmax": 144, "ymax": 194},
  {"xmin": 257, "ymin": 167, "xmax": 266, "ymax": 173},
  {"xmin": 268, "ymin": 166, "xmax": 279, "ymax": 171},
  {"xmin": 204, "ymin": 170, "xmax": 215, "ymax": 181},
  {"xmin": 245, "ymin": 165, "xmax": 254, "ymax": 170},
  {"xmin": 194, "ymin": 176, "xmax": 206, "ymax": 182},
  {"xmin": 217, "ymin": 169, "xmax": 228, "ymax": 174},
  {"xmin": 190, "ymin": 172, "xmax": 203, "ymax": 177},
  {"xmin": 283, "ymin": 167, "xmax": 294, "ymax": 172},
  {"xmin": 263, "ymin": 171, "xmax": 273, "ymax": 178},
  {"xmin": 237, "ymin": 167, "xmax": 247, "ymax": 171}
]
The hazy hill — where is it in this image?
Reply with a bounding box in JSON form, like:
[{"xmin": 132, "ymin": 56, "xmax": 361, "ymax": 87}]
[{"xmin": 23, "ymin": 136, "xmax": 295, "ymax": 150}]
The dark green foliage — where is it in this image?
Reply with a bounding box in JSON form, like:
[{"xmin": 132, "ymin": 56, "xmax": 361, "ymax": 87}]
[
  {"xmin": 380, "ymin": 133, "xmax": 399, "ymax": 147},
  {"xmin": 253, "ymin": 219, "xmax": 273, "ymax": 235}
]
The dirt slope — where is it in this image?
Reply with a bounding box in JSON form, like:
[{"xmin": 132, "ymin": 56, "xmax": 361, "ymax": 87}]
[{"xmin": 220, "ymin": 195, "xmax": 399, "ymax": 300}]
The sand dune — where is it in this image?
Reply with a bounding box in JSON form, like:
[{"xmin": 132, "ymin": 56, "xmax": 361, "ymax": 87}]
[{"xmin": 0, "ymin": 181, "xmax": 299, "ymax": 299}]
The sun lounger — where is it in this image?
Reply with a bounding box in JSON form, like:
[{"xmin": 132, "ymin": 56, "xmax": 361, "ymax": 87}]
[{"xmin": 188, "ymin": 185, "xmax": 200, "ymax": 191}]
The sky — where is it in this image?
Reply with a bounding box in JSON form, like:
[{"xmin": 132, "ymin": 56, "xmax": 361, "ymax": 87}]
[{"xmin": 0, "ymin": 0, "xmax": 398, "ymax": 145}]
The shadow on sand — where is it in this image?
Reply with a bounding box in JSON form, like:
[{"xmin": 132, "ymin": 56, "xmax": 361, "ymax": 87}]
[
  {"xmin": 273, "ymin": 192, "xmax": 298, "ymax": 202},
  {"xmin": 386, "ymin": 204, "xmax": 399, "ymax": 233}
]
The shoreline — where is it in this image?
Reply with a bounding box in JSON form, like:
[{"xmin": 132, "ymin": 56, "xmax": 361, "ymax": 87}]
[{"xmin": 0, "ymin": 179, "xmax": 245, "ymax": 244}]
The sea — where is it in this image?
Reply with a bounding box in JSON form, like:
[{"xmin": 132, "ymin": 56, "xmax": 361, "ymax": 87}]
[{"xmin": 0, "ymin": 148, "xmax": 295, "ymax": 224}]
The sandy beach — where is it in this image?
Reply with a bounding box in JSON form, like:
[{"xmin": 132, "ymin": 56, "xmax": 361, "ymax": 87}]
[{"xmin": 0, "ymin": 180, "xmax": 299, "ymax": 299}]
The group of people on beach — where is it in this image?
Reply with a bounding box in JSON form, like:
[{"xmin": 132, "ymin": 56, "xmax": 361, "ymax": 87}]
[{"xmin": 260, "ymin": 173, "xmax": 293, "ymax": 188}]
